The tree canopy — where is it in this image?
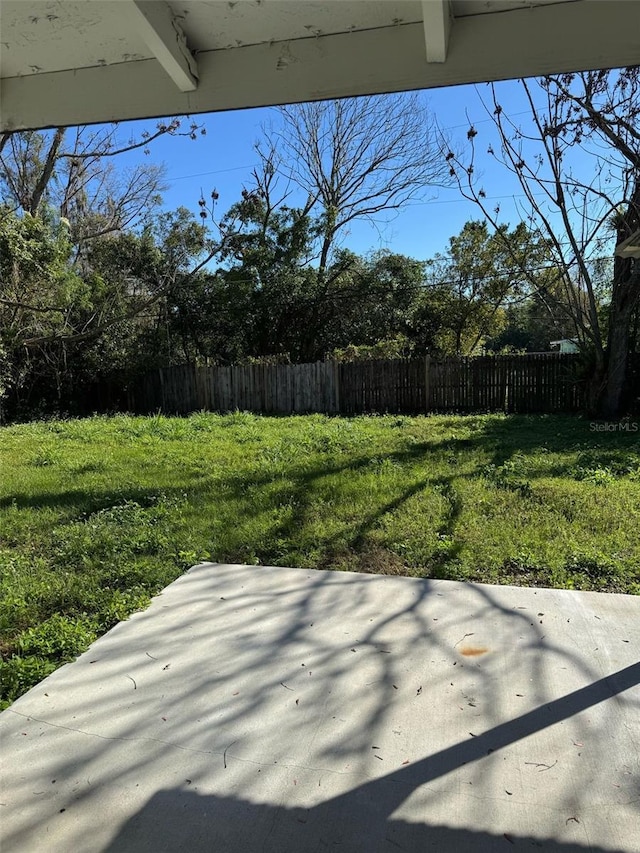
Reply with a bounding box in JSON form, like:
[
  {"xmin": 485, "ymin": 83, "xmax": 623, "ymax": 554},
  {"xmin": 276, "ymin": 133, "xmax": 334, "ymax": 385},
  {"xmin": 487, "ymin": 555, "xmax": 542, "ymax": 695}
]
[{"xmin": 1, "ymin": 78, "xmax": 637, "ymax": 419}]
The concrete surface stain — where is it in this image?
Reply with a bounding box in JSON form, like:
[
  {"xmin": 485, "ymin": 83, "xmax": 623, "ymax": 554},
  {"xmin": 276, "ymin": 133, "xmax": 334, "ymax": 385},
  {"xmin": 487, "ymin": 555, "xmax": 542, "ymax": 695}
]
[{"xmin": 459, "ymin": 646, "xmax": 489, "ymax": 657}]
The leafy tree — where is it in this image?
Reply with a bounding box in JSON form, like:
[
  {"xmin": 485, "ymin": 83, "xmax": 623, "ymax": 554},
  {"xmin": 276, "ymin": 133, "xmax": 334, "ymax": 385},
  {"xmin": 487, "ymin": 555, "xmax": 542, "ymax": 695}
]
[
  {"xmin": 485, "ymin": 296, "xmax": 570, "ymax": 353},
  {"xmin": 0, "ymin": 207, "xmax": 84, "ymax": 411},
  {"xmin": 0, "ymin": 119, "xmax": 210, "ymax": 415},
  {"xmin": 414, "ymin": 220, "xmax": 554, "ymax": 355},
  {"xmin": 205, "ymin": 151, "xmax": 320, "ymax": 362}
]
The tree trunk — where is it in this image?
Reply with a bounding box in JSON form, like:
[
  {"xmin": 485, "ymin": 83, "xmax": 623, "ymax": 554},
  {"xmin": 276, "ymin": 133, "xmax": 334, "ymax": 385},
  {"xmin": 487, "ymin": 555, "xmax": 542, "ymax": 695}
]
[
  {"xmin": 601, "ymin": 302, "xmax": 633, "ymax": 417},
  {"xmin": 587, "ymin": 345, "xmax": 607, "ymax": 415},
  {"xmin": 317, "ymin": 229, "xmax": 334, "ymax": 284},
  {"xmin": 600, "ymin": 180, "xmax": 640, "ymax": 417},
  {"xmin": 29, "ymin": 127, "xmax": 66, "ymax": 216}
]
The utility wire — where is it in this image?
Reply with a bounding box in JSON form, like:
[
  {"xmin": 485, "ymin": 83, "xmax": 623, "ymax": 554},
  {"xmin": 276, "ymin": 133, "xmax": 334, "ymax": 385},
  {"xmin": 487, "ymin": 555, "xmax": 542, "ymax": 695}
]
[{"xmin": 167, "ymin": 109, "xmax": 536, "ymax": 182}]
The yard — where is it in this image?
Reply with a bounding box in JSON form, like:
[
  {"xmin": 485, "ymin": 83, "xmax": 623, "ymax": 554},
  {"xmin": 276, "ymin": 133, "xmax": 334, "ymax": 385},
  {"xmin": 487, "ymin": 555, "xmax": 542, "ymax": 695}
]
[{"xmin": 1, "ymin": 411, "xmax": 638, "ymax": 708}]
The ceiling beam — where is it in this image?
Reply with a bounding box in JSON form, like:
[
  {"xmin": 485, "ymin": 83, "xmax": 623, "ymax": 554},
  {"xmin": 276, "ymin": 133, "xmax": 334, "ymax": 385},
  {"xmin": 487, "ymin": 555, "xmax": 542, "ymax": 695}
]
[
  {"xmin": 423, "ymin": 0, "xmax": 453, "ymax": 63},
  {"xmin": 125, "ymin": 0, "xmax": 198, "ymax": 92}
]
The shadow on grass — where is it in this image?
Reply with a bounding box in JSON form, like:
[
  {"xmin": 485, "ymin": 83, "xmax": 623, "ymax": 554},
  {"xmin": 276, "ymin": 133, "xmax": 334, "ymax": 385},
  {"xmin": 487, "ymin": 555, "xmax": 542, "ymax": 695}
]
[{"xmin": 2, "ymin": 413, "xmax": 638, "ymax": 597}]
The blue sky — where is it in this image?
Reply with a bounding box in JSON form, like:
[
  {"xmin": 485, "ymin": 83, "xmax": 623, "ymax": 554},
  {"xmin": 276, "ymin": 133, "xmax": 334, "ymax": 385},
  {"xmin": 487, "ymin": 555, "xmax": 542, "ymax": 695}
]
[{"xmin": 113, "ymin": 78, "xmax": 600, "ymax": 263}]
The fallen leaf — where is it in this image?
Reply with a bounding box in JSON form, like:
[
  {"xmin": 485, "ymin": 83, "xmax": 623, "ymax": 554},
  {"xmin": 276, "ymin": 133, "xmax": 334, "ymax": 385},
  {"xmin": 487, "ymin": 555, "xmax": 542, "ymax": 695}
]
[
  {"xmin": 416, "ymin": 686, "xmax": 422, "ymax": 696},
  {"xmin": 402, "ymin": 760, "xmax": 409, "ymax": 765}
]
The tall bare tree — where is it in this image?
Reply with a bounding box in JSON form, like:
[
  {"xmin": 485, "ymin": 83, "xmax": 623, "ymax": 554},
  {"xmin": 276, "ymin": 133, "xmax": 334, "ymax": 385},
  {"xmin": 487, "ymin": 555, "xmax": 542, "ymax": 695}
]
[
  {"xmin": 266, "ymin": 93, "xmax": 450, "ymax": 281},
  {"xmin": 445, "ymin": 68, "xmax": 640, "ymax": 415}
]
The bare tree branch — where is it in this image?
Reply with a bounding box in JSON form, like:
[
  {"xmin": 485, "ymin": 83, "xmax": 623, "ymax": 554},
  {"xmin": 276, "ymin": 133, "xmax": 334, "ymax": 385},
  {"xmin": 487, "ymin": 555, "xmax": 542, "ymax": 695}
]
[
  {"xmin": 266, "ymin": 93, "xmax": 451, "ymax": 279},
  {"xmin": 445, "ymin": 68, "xmax": 640, "ymax": 413}
]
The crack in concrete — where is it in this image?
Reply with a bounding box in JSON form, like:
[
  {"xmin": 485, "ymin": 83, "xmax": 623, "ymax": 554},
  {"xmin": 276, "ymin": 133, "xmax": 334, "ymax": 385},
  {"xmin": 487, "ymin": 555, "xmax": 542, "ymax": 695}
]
[{"xmin": 5, "ymin": 709, "xmax": 354, "ymax": 776}]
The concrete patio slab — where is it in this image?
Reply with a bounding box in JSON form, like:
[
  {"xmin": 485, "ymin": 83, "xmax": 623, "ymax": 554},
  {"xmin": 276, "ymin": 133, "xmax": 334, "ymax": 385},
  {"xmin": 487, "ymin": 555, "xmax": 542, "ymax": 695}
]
[{"xmin": 1, "ymin": 564, "xmax": 639, "ymax": 852}]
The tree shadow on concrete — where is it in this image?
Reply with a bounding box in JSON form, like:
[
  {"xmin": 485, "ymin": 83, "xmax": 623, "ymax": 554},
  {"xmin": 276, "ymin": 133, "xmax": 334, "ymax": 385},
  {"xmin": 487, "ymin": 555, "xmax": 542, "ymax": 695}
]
[{"xmin": 2, "ymin": 564, "xmax": 638, "ymax": 852}]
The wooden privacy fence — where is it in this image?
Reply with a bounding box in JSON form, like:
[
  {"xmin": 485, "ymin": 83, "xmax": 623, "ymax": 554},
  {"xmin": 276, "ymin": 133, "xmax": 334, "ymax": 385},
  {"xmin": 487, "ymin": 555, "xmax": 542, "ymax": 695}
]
[{"xmin": 128, "ymin": 353, "xmax": 587, "ymax": 416}]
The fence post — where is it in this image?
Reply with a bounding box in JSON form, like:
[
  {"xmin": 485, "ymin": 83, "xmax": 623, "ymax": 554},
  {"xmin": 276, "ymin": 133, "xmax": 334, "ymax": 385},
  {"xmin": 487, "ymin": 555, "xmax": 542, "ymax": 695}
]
[
  {"xmin": 158, "ymin": 368, "xmax": 166, "ymax": 412},
  {"xmin": 332, "ymin": 360, "xmax": 340, "ymax": 414},
  {"xmin": 503, "ymin": 358, "xmax": 509, "ymax": 413},
  {"xmin": 424, "ymin": 354, "xmax": 431, "ymax": 413}
]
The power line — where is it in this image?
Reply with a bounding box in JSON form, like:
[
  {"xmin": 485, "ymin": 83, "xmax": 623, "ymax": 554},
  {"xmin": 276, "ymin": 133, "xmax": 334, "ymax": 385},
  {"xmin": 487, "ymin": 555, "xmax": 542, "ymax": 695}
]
[
  {"xmin": 166, "ymin": 109, "xmax": 535, "ymax": 183},
  {"xmin": 403, "ymin": 191, "xmax": 547, "ymax": 208},
  {"xmin": 169, "ymin": 163, "xmax": 258, "ymax": 182},
  {"xmin": 439, "ymin": 109, "xmax": 532, "ymax": 132}
]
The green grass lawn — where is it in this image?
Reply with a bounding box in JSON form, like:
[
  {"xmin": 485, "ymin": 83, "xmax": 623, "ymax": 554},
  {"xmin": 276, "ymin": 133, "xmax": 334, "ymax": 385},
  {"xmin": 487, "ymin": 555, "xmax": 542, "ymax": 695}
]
[{"xmin": 1, "ymin": 411, "xmax": 639, "ymax": 707}]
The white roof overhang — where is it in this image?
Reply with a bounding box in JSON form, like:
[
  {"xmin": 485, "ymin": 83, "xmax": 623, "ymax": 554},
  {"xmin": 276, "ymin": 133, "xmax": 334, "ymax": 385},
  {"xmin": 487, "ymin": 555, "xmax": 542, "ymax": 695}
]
[
  {"xmin": 0, "ymin": 0, "xmax": 639, "ymax": 131},
  {"xmin": 615, "ymin": 229, "xmax": 640, "ymax": 260}
]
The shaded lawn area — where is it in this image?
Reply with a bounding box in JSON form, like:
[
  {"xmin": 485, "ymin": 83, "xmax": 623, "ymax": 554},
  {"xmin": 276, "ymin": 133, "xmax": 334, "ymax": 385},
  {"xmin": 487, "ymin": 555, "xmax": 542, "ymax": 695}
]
[{"xmin": 1, "ymin": 410, "xmax": 639, "ymax": 707}]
